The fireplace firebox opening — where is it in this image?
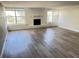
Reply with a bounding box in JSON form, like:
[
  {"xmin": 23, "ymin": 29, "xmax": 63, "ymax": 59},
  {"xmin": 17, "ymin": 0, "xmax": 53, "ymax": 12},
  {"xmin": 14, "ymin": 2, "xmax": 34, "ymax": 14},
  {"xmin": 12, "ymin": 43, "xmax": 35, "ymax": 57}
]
[{"xmin": 33, "ymin": 19, "xmax": 41, "ymax": 25}]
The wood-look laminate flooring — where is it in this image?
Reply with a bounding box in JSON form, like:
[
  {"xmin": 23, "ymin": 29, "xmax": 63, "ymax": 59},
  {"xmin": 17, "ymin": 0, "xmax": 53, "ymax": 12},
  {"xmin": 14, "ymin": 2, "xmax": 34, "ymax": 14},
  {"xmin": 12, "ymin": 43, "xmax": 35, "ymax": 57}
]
[{"xmin": 3, "ymin": 27, "xmax": 79, "ymax": 58}]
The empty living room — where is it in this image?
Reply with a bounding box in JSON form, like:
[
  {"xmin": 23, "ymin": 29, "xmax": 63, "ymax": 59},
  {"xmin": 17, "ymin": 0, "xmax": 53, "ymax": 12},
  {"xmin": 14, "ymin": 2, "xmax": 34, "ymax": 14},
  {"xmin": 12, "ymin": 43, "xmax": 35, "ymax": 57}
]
[{"xmin": 0, "ymin": 0, "xmax": 79, "ymax": 58}]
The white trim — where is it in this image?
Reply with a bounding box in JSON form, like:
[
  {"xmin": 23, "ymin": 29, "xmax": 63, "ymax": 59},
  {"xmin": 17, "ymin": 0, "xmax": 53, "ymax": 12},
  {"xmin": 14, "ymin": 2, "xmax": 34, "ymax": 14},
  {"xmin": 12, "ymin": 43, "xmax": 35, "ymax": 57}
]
[
  {"xmin": 0, "ymin": 32, "xmax": 8, "ymax": 58},
  {"xmin": 59, "ymin": 26, "xmax": 79, "ymax": 33},
  {"xmin": 8, "ymin": 25, "xmax": 57, "ymax": 31}
]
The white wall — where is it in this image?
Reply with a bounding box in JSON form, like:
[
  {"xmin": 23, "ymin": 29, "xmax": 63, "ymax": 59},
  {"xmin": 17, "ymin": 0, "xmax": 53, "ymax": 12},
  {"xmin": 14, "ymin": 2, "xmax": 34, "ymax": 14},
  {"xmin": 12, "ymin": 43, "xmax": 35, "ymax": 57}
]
[
  {"xmin": 26, "ymin": 8, "xmax": 46, "ymax": 26},
  {"xmin": 0, "ymin": 3, "xmax": 7, "ymax": 56},
  {"xmin": 58, "ymin": 5, "xmax": 79, "ymax": 32}
]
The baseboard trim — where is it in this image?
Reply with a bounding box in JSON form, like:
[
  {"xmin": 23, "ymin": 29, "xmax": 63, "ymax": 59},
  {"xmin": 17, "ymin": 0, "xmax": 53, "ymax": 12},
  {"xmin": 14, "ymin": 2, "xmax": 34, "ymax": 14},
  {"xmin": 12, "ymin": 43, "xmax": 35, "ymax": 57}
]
[
  {"xmin": 8, "ymin": 25, "xmax": 57, "ymax": 31},
  {"xmin": 59, "ymin": 26, "xmax": 79, "ymax": 32}
]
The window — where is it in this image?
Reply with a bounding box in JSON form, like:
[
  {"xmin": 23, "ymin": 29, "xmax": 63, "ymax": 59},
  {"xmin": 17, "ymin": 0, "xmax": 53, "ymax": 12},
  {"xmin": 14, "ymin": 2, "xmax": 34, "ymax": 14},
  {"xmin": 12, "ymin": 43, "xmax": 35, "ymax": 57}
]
[
  {"xmin": 47, "ymin": 11, "xmax": 53, "ymax": 23},
  {"xmin": 5, "ymin": 8, "xmax": 26, "ymax": 25},
  {"xmin": 47, "ymin": 10, "xmax": 58, "ymax": 24}
]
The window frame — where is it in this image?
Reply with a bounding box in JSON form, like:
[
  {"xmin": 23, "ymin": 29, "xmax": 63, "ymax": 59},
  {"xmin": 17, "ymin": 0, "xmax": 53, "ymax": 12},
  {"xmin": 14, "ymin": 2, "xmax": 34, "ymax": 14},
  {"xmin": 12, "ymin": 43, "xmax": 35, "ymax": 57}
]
[{"xmin": 5, "ymin": 8, "xmax": 26, "ymax": 25}]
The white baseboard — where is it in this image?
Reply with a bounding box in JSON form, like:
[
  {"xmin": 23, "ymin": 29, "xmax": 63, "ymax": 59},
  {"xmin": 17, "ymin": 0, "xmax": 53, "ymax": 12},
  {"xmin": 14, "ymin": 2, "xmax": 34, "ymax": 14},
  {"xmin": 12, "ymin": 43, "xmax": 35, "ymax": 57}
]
[
  {"xmin": 8, "ymin": 25, "xmax": 57, "ymax": 31},
  {"xmin": 59, "ymin": 26, "xmax": 79, "ymax": 32}
]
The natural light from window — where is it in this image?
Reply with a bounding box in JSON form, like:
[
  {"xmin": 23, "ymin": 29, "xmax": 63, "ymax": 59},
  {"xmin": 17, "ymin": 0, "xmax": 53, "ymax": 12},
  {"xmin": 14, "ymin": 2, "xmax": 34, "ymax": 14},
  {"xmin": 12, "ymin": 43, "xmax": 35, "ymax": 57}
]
[
  {"xmin": 47, "ymin": 11, "xmax": 53, "ymax": 23},
  {"xmin": 5, "ymin": 8, "xmax": 26, "ymax": 25}
]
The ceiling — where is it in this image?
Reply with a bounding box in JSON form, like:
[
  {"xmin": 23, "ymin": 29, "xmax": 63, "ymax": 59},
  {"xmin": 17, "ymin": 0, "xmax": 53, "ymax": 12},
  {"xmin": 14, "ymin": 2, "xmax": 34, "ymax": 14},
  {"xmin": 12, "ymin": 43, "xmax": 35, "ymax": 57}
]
[{"xmin": 1, "ymin": 1, "xmax": 79, "ymax": 8}]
